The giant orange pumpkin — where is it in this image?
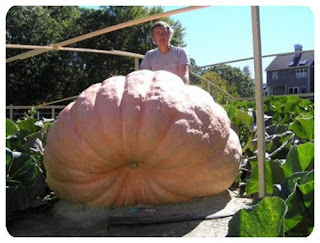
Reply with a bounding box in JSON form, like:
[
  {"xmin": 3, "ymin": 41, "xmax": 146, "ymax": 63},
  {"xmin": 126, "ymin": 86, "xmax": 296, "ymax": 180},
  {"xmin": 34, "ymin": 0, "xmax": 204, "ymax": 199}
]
[{"xmin": 44, "ymin": 70, "xmax": 242, "ymax": 207}]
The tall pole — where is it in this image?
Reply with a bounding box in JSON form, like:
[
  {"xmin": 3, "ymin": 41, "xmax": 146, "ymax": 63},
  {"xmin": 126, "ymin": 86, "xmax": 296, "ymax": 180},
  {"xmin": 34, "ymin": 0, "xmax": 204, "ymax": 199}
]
[{"xmin": 251, "ymin": 6, "xmax": 266, "ymax": 197}]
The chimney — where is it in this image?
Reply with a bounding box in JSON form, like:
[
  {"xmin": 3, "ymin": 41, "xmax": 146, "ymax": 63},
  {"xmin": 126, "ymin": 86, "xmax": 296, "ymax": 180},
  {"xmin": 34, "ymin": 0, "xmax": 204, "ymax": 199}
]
[{"xmin": 294, "ymin": 44, "xmax": 303, "ymax": 58}]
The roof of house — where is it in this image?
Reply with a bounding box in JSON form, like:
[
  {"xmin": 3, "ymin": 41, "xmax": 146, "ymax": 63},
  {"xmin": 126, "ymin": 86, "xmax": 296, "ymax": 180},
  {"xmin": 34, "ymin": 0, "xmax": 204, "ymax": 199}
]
[{"xmin": 265, "ymin": 50, "xmax": 314, "ymax": 71}]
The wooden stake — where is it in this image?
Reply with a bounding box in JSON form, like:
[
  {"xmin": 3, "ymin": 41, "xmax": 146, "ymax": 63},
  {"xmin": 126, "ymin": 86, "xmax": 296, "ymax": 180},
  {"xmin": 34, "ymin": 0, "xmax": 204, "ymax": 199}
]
[{"xmin": 251, "ymin": 6, "xmax": 266, "ymax": 198}]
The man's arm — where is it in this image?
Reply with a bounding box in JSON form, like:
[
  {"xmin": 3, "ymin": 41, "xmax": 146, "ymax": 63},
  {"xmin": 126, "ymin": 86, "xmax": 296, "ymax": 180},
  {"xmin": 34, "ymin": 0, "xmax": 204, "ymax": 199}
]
[
  {"xmin": 178, "ymin": 64, "xmax": 190, "ymax": 84},
  {"xmin": 139, "ymin": 52, "xmax": 150, "ymax": 70}
]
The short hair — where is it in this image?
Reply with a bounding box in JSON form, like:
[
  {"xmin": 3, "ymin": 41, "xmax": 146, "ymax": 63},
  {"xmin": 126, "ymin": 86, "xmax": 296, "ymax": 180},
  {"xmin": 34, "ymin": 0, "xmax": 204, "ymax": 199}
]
[{"xmin": 151, "ymin": 21, "xmax": 174, "ymax": 37}]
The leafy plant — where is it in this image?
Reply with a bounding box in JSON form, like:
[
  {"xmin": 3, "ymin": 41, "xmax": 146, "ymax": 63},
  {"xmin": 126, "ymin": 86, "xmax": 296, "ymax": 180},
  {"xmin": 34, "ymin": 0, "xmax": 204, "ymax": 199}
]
[
  {"xmin": 228, "ymin": 197, "xmax": 287, "ymax": 237},
  {"xmin": 226, "ymin": 95, "xmax": 314, "ymax": 237},
  {"xmin": 6, "ymin": 109, "xmax": 54, "ymax": 217}
]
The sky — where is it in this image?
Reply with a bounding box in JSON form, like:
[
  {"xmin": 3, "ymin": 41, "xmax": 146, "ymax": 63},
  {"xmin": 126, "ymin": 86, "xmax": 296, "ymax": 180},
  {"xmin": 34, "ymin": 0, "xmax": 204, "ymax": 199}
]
[{"xmin": 162, "ymin": 6, "xmax": 314, "ymax": 82}]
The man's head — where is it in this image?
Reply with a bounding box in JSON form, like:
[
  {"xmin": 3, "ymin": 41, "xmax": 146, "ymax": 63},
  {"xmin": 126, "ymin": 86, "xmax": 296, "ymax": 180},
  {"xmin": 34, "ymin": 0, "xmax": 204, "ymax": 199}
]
[{"xmin": 151, "ymin": 21, "xmax": 174, "ymax": 46}]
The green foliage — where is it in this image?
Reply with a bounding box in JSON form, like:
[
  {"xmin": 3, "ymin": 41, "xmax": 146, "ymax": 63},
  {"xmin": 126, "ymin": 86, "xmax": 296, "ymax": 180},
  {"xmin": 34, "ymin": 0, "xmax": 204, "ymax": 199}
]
[
  {"xmin": 206, "ymin": 64, "xmax": 255, "ymax": 98},
  {"xmin": 226, "ymin": 95, "xmax": 314, "ymax": 237},
  {"xmin": 224, "ymin": 100, "xmax": 255, "ymax": 154},
  {"xmin": 6, "ymin": 109, "xmax": 54, "ymax": 217},
  {"xmin": 228, "ymin": 197, "xmax": 287, "ymax": 237},
  {"xmin": 245, "ymin": 143, "xmax": 314, "ymax": 196},
  {"xmin": 289, "ymin": 115, "xmax": 314, "ymax": 141},
  {"xmin": 191, "ymin": 71, "xmax": 239, "ymax": 104}
]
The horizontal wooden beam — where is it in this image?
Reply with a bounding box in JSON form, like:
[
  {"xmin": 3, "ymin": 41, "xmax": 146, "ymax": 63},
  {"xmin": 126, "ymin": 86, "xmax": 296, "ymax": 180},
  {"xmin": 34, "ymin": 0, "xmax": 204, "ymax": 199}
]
[
  {"xmin": 235, "ymin": 93, "xmax": 314, "ymax": 101},
  {"xmin": 6, "ymin": 105, "xmax": 66, "ymax": 109},
  {"xmin": 198, "ymin": 49, "xmax": 314, "ymax": 69},
  {"xmin": 6, "ymin": 6, "xmax": 208, "ymax": 63},
  {"xmin": 6, "ymin": 44, "xmax": 145, "ymax": 59}
]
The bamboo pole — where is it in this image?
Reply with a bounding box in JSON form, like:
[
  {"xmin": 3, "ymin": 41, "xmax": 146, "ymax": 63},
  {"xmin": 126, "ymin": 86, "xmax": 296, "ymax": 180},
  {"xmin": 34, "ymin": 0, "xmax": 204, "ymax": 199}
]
[
  {"xmin": 6, "ymin": 6, "xmax": 208, "ymax": 63},
  {"xmin": 6, "ymin": 44, "xmax": 144, "ymax": 59},
  {"xmin": 198, "ymin": 49, "xmax": 314, "ymax": 69},
  {"xmin": 251, "ymin": 6, "xmax": 266, "ymax": 198}
]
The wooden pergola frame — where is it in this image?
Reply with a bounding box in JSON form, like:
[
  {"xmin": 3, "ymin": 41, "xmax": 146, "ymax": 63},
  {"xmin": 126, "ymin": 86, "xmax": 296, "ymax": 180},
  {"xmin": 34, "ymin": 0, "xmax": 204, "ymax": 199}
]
[
  {"xmin": 6, "ymin": 6, "xmax": 206, "ymax": 63},
  {"xmin": 6, "ymin": 5, "xmax": 267, "ymax": 197}
]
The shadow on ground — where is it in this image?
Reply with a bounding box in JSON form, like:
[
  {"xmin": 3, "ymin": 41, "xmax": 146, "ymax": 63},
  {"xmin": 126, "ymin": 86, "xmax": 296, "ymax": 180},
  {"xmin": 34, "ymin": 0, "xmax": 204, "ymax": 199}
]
[{"xmin": 7, "ymin": 190, "xmax": 250, "ymax": 237}]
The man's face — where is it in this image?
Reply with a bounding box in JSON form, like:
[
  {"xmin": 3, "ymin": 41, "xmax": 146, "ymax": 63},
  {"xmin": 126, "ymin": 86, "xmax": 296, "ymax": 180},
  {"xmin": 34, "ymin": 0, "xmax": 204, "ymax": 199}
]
[{"xmin": 152, "ymin": 25, "xmax": 170, "ymax": 47}]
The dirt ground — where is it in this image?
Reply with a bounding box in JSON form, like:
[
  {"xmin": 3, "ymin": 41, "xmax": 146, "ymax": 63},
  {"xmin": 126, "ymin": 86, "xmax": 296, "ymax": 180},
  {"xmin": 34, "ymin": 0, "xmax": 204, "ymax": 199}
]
[{"xmin": 7, "ymin": 190, "xmax": 252, "ymax": 237}]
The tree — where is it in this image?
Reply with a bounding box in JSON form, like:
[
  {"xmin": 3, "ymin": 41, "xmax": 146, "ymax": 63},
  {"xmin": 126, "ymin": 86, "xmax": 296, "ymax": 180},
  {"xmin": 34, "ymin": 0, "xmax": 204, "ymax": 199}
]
[
  {"xmin": 6, "ymin": 6, "xmax": 186, "ymax": 105},
  {"xmin": 190, "ymin": 70, "xmax": 239, "ymax": 104},
  {"xmin": 6, "ymin": 6, "xmax": 83, "ymax": 105},
  {"xmin": 207, "ymin": 64, "xmax": 255, "ymax": 98}
]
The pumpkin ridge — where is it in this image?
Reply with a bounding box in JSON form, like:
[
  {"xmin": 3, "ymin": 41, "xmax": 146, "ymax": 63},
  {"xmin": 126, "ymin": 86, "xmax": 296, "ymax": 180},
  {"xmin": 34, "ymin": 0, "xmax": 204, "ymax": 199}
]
[
  {"xmin": 86, "ymin": 169, "xmax": 130, "ymax": 206},
  {"xmin": 46, "ymin": 108, "xmax": 120, "ymax": 172},
  {"xmin": 176, "ymin": 131, "xmax": 231, "ymax": 171},
  {"xmin": 119, "ymin": 78, "xmax": 134, "ymax": 162},
  {"xmin": 46, "ymin": 152, "xmax": 122, "ymax": 183},
  {"xmin": 138, "ymin": 108, "xmax": 179, "ymax": 166},
  {"xmin": 151, "ymin": 174, "xmax": 196, "ymax": 200},
  {"xmin": 133, "ymin": 171, "xmax": 163, "ymax": 205},
  {"xmin": 112, "ymin": 168, "xmax": 134, "ymax": 206},
  {"xmin": 94, "ymin": 77, "xmax": 128, "ymax": 162},
  {"xmin": 72, "ymin": 98, "xmax": 125, "ymax": 166},
  {"xmin": 119, "ymin": 71, "xmax": 155, "ymax": 162},
  {"xmin": 46, "ymin": 143, "xmax": 115, "ymax": 175},
  {"xmin": 148, "ymin": 176, "xmax": 192, "ymax": 204}
]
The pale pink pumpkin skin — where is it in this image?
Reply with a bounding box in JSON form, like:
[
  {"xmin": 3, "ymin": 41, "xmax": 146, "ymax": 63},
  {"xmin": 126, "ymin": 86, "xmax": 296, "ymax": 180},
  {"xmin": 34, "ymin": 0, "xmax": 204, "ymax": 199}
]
[{"xmin": 44, "ymin": 70, "xmax": 242, "ymax": 207}]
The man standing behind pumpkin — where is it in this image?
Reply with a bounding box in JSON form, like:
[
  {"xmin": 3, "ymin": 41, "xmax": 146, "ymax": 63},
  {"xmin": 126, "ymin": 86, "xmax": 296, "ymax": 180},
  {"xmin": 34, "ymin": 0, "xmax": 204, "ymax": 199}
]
[{"xmin": 140, "ymin": 21, "xmax": 190, "ymax": 84}]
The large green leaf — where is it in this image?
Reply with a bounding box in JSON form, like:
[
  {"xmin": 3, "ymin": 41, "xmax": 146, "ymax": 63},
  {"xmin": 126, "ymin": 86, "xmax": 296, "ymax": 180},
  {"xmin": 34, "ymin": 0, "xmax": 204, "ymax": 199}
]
[
  {"xmin": 6, "ymin": 118, "xmax": 20, "ymax": 137},
  {"xmin": 6, "ymin": 148, "xmax": 47, "ymax": 216},
  {"xmin": 235, "ymin": 109, "xmax": 253, "ymax": 129},
  {"xmin": 227, "ymin": 197, "xmax": 287, "ymax": 237},
  {"xmin": 289, "ymin": 115, "xmax": 314, "ymax": 140},
  {"xmin": 17, "ymin": 117, "xmax": 38, "ymax": 134},
  {"xmin": 284, "ymin": 95, "xmax": 300, "ymax": 114},
  {"xmin": 281, "ymin": 143, "xmax": 314, "ymax": 178},
  {"xmin": 275, "ymin": 171, "xmax": 310, "ymax": 199},
  {"xmin": 284, "ymin": 172, "xmax": 314, "ymax": 236},
  {"xmin": 246, "ymin": 160, "xmax": 284, "ymax": 196},
  {"xmin": 6, "ymin": 148, "xmax": 41, "ymax": 184},
  {"xmin": 298, "ymin": 99, "xmax": 311, "ymax": 110}
]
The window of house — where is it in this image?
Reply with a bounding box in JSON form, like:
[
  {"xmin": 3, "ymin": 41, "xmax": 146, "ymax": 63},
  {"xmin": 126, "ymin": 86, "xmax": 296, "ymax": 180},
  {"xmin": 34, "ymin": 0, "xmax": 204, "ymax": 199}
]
[
  {"xmin": 300, "ymin": 86, "xmax": 307, "ymax": 93},
  {"xmin": 296, "ymin": 69, "xmax": 308, "ymax": 78},
  {"xmin": 288, "ymin": 87, "xmax": 299, "ymax": 94},
  {"xmin": 299, "ymin": 59, "xmax": 308, "ymax": 66},
  {"xmin": 272, "ymin": 71, "xmax": 278, "ymax": 80}
]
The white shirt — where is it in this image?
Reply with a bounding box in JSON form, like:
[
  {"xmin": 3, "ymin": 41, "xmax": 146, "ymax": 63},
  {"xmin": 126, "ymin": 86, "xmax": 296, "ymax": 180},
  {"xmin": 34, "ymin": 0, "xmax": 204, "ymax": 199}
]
[{"xmin": 140, "ymin": 46, "xmax": 190, "ymax": 77}]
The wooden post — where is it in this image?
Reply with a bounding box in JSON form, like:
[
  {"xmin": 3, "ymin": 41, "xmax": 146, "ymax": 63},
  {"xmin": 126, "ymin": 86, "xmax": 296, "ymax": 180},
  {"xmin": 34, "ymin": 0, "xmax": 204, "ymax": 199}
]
[
  {"xmin": 134, "ymin": 57, "xmax": 140, "ymax": 71},
  {"xmin": 9, "ymin": 105, "xmax": 13, "ymax": 120},
  {"xmin": 51, "ymin": 106, "xmax": 55, "ymax": 119},
  {"xmin": 251, "ymin": 6, "xmax": 266, "ymax": 198}
]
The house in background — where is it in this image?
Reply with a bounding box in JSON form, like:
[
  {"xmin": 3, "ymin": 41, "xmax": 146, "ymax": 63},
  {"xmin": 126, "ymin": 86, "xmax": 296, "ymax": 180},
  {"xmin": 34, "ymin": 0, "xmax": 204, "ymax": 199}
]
[{"xmin": 265, "ymin": 44, "xmax": 314, "ymax": 96}]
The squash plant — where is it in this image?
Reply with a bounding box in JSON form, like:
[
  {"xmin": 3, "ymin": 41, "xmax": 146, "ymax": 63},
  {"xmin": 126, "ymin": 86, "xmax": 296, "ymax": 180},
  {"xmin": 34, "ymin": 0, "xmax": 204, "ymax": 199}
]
[
  {"xmin": 225, "ymin": 95, "xmax": 314, "ymax": 237},
  {"xmin": 6, "ymin": 108, "xmax": 54, "ymax": 217}
]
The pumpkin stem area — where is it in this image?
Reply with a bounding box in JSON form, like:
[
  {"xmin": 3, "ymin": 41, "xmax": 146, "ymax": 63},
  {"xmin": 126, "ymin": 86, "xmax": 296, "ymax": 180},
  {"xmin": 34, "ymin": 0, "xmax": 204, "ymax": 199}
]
[{"xmin": 129, "ymin": 161, "xmax": 139, "ymax": 169}]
